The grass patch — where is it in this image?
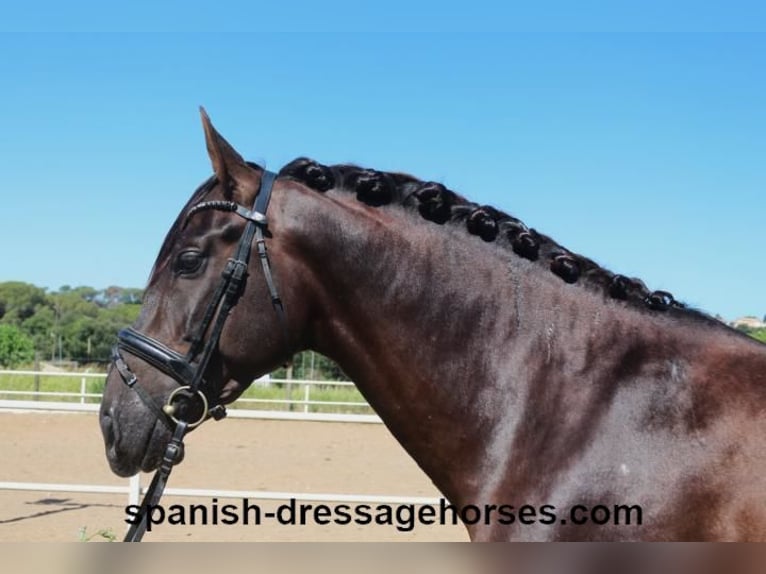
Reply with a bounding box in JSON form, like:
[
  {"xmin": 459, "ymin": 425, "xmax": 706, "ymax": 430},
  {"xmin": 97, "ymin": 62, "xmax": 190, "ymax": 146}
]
[{"xmin": 78, "ymin": 526, "xmax": 117, "ymax": 542}]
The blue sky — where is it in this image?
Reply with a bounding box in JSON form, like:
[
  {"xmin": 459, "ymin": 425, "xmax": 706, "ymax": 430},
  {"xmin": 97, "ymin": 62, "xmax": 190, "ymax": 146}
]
[{"xmin": 0, "ymin": 26, "xmax": 763, "ymax": 321}]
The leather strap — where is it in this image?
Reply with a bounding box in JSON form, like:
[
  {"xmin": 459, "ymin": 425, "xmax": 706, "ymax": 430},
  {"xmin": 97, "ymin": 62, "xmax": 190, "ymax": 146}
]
[
  {"xmin": 117, "ymin": 327, "xmax": 196, "ymax": 384},
  {"xmin": 112, "ymin": 169, "xmax": 290, "ymax": 542},
  {"xmin": 111, "ymin": 346, "xmax": 175, "ymax": 432},
  {"xmin": 123, "ymin": 421, "xmax": 188, "ymax": 542}
]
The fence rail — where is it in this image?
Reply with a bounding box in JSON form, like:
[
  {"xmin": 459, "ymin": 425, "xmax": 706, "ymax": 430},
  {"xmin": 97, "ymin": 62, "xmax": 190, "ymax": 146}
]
[
  {"xmin": 0, "ymin": 369, "xmax": 372, "ymax": 414},
  {"xmin": 0, "ymin": 399, "xmax": 381, "ymax": 423},
  {"xmin": 0, "ymin": 480, "xmax": 439, "ymax": 507}
]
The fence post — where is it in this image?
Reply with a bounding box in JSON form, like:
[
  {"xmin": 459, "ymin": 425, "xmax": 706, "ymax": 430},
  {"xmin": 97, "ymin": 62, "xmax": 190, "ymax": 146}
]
[
  {"xmin": 303, "ymin": 384, "xmax": 310, "ymax": 413},
  {"xmin": 33, "ymin": 353, "xmax": 40, "ymax": 401},
  {"xmin": 285, "ymin": 363, "xmax": 293, "ymax": 412},
  {"xmin": 128, "ymin": 474, "xmax": 141, "ymax": 507},
  {"xmin": 80, "ymin": 377, "xmax": 86, "ymax": 404}
]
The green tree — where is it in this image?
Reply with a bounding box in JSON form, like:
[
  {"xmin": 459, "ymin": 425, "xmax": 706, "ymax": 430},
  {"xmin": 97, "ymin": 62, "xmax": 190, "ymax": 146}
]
[
  {"xmin": 119, "ymin": 288, "xmax": 143, "ymax": 305},
  {"xmin": 0, "ymin": 324, "xmax": 35, "ymax": 368},
  {"xmin": 0, "ymin": 282, "xmax": 48, "ymax": 325},
  {"xmin": 61, "ymin": 303, "xmax": 141, "ymax": 362},
  {"xmin": 0, "ymin": 282, "xmax": 144, "ymax": 365},
  {"xmin": 21, "ymin": 306, "xmax": 56, "ymax": 357},
  {"xmin": 97, "ymin": 286, "xmax": 143, "ymax": 308},
  {"xmin": 271, "ymin": 350, "xmax": 348, "ymax": 381}
]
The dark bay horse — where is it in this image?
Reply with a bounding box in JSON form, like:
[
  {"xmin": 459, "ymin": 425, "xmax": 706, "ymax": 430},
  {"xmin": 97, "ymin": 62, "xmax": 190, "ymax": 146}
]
[{"xmin": 100, "ymin": 110, "xmax": 766, "ymax": 541}]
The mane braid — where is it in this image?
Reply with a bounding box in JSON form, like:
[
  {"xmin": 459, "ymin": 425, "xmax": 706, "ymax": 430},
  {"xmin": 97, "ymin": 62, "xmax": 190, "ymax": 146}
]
[{"xmin": 278, "ymin": 157, "xmax": 733, "ymax": 329}]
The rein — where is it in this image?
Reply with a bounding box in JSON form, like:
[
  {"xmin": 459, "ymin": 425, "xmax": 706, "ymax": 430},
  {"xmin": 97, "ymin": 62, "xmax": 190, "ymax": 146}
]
[{"xmin": 110, "ymin": 170, "xmax": 288, "ymax": 542}]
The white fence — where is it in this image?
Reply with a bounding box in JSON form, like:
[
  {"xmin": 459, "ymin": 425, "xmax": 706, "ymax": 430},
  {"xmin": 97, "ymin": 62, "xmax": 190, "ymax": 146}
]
[
  {"xmin": 0, "ymin": 369, "xmax": 373, "ymax": 415},
  {"xmin": 0, "ymin": 369, "xmax": 103, "ymax": 404},
  {"xmin": 0, "ymin": 479, "xmax": 439, "ymax": 508},
  {"xmin": 0, "ymin": 371, "xmax": 446, "ymax": 525}
]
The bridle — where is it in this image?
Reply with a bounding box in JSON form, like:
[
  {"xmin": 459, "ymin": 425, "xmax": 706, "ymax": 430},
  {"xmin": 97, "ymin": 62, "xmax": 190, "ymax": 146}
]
[{"xmin": 110, "ymin": 170, "xmax": 288, "ymax": 542}]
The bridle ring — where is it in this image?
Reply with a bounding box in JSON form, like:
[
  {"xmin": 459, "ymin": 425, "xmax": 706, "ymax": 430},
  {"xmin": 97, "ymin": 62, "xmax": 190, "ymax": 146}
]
[{"xmin": 162, "ymin": 386, "xmax": 209, "ymax": 428}]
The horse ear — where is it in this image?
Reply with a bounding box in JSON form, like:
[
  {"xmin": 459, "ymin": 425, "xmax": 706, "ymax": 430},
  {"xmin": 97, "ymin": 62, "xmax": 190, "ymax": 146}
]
[{"xmin": 199, "ymin": 107, "xmax": 259, "ymax": 201}]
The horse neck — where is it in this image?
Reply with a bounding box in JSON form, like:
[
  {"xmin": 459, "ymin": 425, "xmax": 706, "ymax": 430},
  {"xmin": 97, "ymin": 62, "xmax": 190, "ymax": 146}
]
[{"xmin": 274, "ymin": 186, "xmax": 734, "ymax": 507}]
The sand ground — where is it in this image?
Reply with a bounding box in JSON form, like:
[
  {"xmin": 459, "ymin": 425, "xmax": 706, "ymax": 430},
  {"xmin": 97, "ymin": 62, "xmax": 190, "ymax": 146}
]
[{"xmin": 0, "ymin": 411, "xmax": 467, "ymax": 541}]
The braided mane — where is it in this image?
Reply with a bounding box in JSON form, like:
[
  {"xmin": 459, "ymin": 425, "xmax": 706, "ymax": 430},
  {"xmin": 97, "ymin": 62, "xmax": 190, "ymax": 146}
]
[{"xmin": 278, "ymin": 157, "xmax": 725, "ymax": 324}]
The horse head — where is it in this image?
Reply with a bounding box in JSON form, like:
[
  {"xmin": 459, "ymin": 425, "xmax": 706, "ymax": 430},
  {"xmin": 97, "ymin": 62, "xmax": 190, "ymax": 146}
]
[{"xmin": 100, "ymin": 110, "xmax": 307, "ymax": 476}]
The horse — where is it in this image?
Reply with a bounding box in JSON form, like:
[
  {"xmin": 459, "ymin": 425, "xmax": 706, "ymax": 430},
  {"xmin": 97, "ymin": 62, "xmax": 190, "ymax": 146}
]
[{"xmin": 100, "ymin": 109, "xmax": 766, "ymax": 541}]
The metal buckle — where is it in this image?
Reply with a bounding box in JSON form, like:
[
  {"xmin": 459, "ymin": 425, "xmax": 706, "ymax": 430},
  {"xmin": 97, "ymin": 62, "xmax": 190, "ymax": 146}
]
[
  {"xmin": 162, "ymin": 386, "xmax": 209, "ymax": 428},
  {"xmin": 234, "ymin": 205, "xmax": 267, "ymax": 225}
]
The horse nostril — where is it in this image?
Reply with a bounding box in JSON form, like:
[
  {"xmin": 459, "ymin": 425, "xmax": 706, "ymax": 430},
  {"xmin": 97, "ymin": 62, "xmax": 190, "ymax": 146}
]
[{"xmin": 100, "ymin": 409, "xmax": 119, "ymax": 448}]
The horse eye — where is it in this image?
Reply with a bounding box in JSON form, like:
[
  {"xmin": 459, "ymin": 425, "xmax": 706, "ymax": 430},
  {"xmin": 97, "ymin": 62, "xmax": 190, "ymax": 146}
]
[{"xmin": 174, "ymin": 250, "xmax": 204, "ymax": 275}]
